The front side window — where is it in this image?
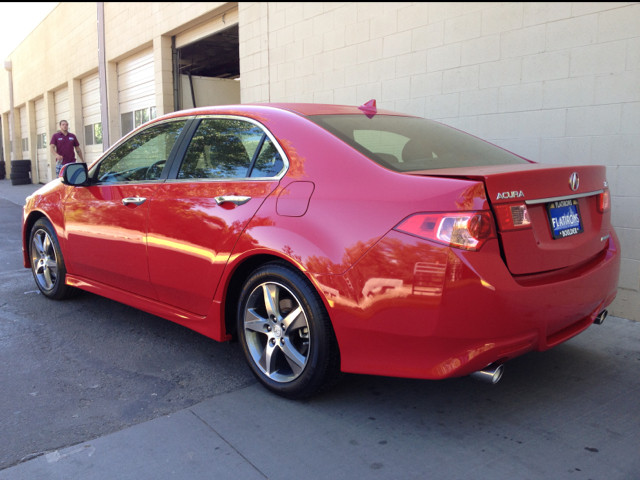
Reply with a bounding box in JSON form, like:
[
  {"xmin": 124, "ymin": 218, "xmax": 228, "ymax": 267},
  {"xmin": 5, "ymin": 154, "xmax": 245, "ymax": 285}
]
[
  {"xmin": 178, "ymin": 118, "xmax": 285, "ymax": 180},
  {"xmin": 309, "ymin": 115, "xmax": 528, "ymax": 171},
  {"xmin": 94, "ymin": 120, "xmax": 186, "ymax": 183}
]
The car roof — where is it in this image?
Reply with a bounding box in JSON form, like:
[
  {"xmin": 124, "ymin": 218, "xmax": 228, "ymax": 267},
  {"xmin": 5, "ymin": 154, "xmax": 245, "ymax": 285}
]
[
  {"xmin": 156, "ymin": 102, "xmax": 409, "ymax": 121},
  {"xmin": 257, "ymin": 102, "xmax": 404, "ymax": 116}
]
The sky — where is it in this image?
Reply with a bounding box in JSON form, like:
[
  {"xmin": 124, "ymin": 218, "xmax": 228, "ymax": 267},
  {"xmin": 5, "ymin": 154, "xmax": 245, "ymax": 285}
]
[{"xmin": 0, "ymin": 2, "xmax": 58, "ymax": 61}]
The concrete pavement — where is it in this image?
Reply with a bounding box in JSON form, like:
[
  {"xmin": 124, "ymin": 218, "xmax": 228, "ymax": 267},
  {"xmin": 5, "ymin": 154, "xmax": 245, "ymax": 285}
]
[{"xmin": 1, "ymin": 177, "xmax": 639, "ymax": 480}]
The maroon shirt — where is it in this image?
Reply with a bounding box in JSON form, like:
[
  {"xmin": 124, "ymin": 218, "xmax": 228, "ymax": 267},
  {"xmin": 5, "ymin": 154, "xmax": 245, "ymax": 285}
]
[{"xmin": 50, "ymin": 131, "xmax": 80, "ymax": 164}]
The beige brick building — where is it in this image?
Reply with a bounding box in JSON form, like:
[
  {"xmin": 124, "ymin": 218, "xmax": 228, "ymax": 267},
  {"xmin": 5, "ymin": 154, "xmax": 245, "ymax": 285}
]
[{"xmin": 1, "ymin": 2, "xmax": 638, "ymax": 320}]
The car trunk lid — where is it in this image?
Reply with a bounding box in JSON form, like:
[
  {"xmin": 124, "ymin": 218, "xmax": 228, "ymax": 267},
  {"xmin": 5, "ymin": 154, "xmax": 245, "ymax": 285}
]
[{"xmin": 411, "ymin": 164, "xmax": 612, "ymax": 275}]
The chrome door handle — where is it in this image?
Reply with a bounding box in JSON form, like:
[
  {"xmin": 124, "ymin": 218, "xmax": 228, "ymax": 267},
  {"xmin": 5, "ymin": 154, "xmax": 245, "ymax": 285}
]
[
  {"xmin": 122, "ymin": 196, "xmax": 147, "ymax": 206},
  {"xmin": 214, "ymin": 195, "xmax": 251, "ymax": 206}
]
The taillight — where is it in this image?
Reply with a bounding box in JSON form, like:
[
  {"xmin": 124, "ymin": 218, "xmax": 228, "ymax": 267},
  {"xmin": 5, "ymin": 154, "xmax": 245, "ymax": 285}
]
[
  {"xmin": 597, "ymin": 189, "xmax": 610, "ymax": 213},
  {"xmin": 493, "ymin": 203, "xmax": 531, "ymax": 231},
  {"xmin": 394, "ymin": 211, "xmax": 496, "ymax": 251}
]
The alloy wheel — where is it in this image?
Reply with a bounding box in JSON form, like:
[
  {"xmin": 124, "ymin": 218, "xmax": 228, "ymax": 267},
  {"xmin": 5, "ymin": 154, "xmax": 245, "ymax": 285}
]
[
  {"xmin": 243, "ymin": 281, "xmax": 311, "ymax": 383},
  {"xmin": 31, "ymin": 228, "xmax": 59, "ymax": 292}
]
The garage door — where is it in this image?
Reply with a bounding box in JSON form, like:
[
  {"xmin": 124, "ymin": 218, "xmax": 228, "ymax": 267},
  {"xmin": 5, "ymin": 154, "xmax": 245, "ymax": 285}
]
[
  {"xmin": 82, "ymin": 73, "xmax": 103, "ymax": 164},
  {"xmin": 35, "ymin": 98, "xmax": 51, "ymax": 183},
  {"xmin": 118, "ymin": 49, "xmax": 156, "ymax": 137}
]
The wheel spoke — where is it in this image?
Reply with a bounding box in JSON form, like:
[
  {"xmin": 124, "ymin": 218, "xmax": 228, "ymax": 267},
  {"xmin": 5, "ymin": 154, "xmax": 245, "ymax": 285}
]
[
  {"xmin": 262, "ymin": 283, "xmax": 280, "ymax": 319},
  {"xmin": 33, "ymin": 233, "xmax": 45, "ymax": 256},
  {"xmin": 280, "ymin": 338, "xmax": 306, "ymax": 374},
  {"xmin": 282, "ymin": 306, "xmax": 304, "ymax": 332},
  {"xmin": 260, "ymin": 340, "xmax": 279, "ymax": 375},
  {"xmin": 45, "ymin": 258, "xmax": 58, "ymax": 285},
  {"xmin": 42, "ymin": 234, "xmax": 52, "ymax": 255},
  {"xmin": 43, "ymin": 264, "xmax": 54, "ymax": 288},
  {"xmin": 245, "ymin": 308, "xmax": 269, "ymax": 333}
]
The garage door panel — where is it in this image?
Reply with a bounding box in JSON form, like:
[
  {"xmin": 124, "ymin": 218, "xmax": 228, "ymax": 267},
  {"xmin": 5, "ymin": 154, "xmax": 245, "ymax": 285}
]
[
  {"xmin": 118, "ymin": 49, "xmax": 155, "ymax": 136},
  {"xmin": 55, "ymin": 88, "xmax": 69, "ymax": 121},
  {"xmin": 119, "ymin": 83, "xmax": 155, "ymax": 105}
]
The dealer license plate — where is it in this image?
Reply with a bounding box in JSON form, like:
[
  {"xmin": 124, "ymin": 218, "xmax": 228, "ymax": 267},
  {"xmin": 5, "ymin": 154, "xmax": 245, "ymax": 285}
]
[{"xmin": 547, "ymin": 199, "xmax": 583, "ymax": 239}]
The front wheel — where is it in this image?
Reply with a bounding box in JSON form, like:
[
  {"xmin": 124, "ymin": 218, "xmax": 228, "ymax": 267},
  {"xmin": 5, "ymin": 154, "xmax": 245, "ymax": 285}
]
[
  {"xmin": 29, "ymin": 218, "xmax": 76, "ymax": 300},
  {"xmin": 237, "ymin": 263, "xmax": 340, "ymax": 399}
]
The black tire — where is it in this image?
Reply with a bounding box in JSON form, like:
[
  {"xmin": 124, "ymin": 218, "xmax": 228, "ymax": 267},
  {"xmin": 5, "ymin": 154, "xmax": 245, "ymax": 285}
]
[
  {"xmin": 11, "ymin": 160, "xmax": 31, "ymax": 167},
  {"xmin": 10, "ymin": 160, "xmax": 32, "ymax": 185},
  {"xmin": 10, "ymin": 175, "xmax": 32, "ymax": 185},
  {"xmin": 10, "ymin": 164, "xmax": 31, "ymax": 174},
  {"xmin": 237, "ymin": 262, "xmax": 340, "ymax": 399},
  {"xmin": 29, "ymin": 218, "xmax": 76, "ymax": 300},
  {"xmin": 10, "ymin": 160, "xmax": 32, "ymax": 177}
]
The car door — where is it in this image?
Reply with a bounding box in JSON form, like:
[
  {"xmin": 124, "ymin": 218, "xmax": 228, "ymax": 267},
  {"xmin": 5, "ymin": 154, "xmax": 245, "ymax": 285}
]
[
  {"xmin": 146, "ymin": 116, "xmax": 287, "ymax": 315},
  {"xmin": 63, "ymin": 119, "xmax": 189, "ymax": 298}
]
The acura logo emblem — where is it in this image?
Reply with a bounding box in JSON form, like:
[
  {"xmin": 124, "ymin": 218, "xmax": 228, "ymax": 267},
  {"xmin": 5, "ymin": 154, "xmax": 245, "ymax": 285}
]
[{"xmin": 569, "ymin": 172, "xmax": 580, "ymax": 191}]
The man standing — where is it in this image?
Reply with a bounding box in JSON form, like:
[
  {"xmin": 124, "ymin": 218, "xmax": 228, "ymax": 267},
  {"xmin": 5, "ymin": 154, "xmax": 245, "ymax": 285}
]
[{"xmin": 50, "ymin": 120, "xmax": 84, "ymax": 176}]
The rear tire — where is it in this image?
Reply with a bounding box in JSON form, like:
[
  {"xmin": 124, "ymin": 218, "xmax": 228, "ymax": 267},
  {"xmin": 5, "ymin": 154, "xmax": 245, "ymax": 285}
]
[
  {"xmin": 29, "ymin": 218, "xmax": 76, "ymax": 299},
  {"xmin": 237, "ymin": 262, "xmax": 340, "ymax": 399}
]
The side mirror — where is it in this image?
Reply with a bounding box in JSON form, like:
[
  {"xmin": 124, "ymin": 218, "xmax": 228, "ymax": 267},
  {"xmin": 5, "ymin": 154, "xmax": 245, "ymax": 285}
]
[{"xmin": 61, "ymin": 163, "xmax": 89, "ymax": 186}]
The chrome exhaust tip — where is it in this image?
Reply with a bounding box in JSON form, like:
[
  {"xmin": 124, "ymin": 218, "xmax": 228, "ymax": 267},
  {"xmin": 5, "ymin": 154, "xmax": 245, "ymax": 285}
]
[
  {"xmin": 470, "ymin": 364, "xmax": 504, "ymax": 384},
  {"xmin": 594, "ymin": 309, "xmax": 608, "ymax": 325}
]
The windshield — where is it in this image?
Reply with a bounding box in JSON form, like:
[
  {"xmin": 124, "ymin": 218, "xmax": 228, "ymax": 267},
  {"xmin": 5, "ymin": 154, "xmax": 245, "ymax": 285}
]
[{"xmin": 309, "ymin": 114, "xmax": 528, "ymax": 172}]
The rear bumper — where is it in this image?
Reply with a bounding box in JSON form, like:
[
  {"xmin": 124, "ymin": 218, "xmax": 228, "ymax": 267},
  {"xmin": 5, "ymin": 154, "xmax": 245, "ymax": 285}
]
[{"xmin": 317, "ymin": 229, "xmax": 620, "ymax": 380}]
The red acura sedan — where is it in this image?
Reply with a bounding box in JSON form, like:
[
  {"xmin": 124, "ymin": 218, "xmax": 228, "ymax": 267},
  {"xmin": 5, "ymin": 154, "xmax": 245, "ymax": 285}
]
[{"xmin": 23, "ymin": 101, "xmax": 620, "ymax": 398}]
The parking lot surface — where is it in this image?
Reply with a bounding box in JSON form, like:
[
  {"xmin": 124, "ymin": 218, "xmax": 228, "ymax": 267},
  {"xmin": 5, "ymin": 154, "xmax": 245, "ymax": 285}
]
[{"xmin": 1, "ymin": 179, "xmax": 639, "ymax": 480}]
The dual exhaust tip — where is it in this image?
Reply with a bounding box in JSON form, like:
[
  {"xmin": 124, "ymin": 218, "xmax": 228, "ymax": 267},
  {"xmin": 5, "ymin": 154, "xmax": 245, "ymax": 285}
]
[{"xmin": 471, "ymin": 309, "xmax": 609, "ymax": 385}]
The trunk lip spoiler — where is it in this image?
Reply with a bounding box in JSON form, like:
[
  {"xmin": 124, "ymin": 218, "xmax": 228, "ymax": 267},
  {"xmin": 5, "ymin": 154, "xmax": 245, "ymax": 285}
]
[{"xmin": 524, "ymin": 189, "xmax": 604, "ymax": 206}]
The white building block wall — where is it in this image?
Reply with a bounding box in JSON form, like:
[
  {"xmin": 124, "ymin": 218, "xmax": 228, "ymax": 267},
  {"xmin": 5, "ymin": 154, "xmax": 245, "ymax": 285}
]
[{"xmin": 239, "ymin": 2, "xmax": 640, "ymax": 319}]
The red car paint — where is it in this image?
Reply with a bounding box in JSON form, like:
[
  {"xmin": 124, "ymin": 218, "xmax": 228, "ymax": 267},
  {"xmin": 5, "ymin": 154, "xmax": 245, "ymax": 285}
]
[{"xmin": 22, "ymin": 103, "xmax": 620, "ymax": 385}]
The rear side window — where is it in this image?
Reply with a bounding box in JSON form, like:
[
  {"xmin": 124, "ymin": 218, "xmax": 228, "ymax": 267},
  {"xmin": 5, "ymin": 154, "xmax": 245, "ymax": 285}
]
[
  {"xmin": 309, "ymin": 115, "xmax": 528, "ymax": 171},
  {"xmin": 178, "ymin": 119, "xmax": 258, "ymax": 179},
  {"xmin": 250, "ymin": 138, "xmax": 284, "ymax": 178},
  {"xmin": 178, "ymin": 118, "xmax": 285, "ymax": 180}
]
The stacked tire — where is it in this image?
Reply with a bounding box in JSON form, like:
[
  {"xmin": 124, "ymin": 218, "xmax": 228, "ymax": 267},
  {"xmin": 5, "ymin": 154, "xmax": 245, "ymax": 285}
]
[
  {"xmin": 0, "ymin": 160, "xmax": 5, "ymax": 180},
  {"xmin": 10, "ymin": 160, "xmax": 32, "ymax": 185}
]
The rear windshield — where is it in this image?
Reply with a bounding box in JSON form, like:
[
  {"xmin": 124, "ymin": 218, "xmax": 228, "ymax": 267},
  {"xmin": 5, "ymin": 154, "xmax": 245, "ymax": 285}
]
[{"xmin": 309, "ymin": 114, "xmax": 528, "ymax": 171}]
